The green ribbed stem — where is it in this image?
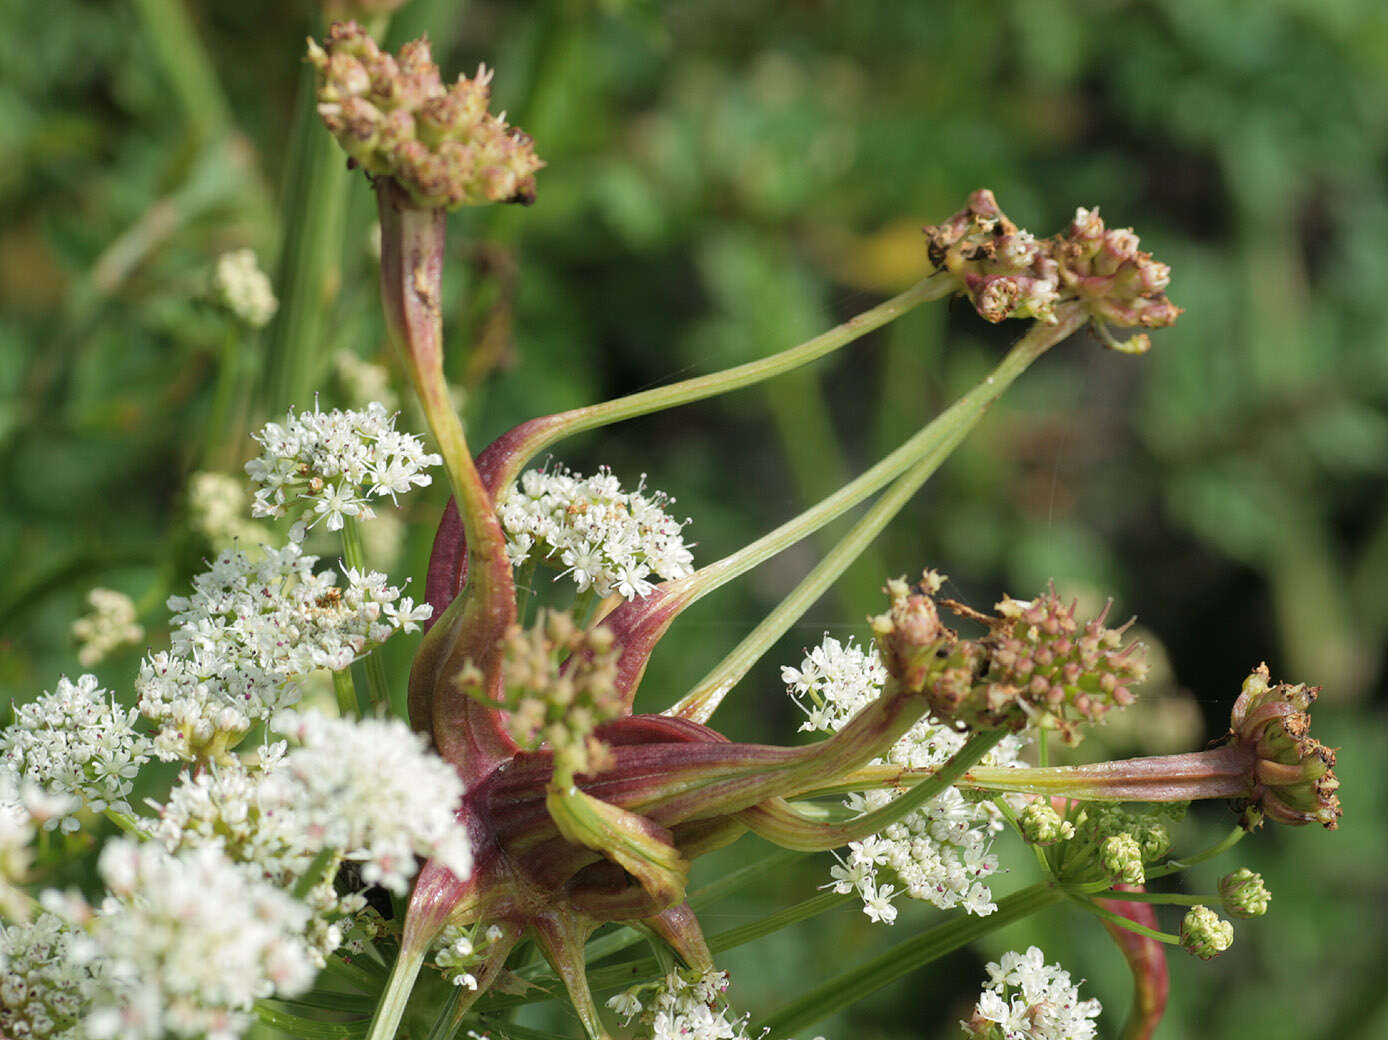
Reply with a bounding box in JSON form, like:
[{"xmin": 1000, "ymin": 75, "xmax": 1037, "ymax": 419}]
[
  {"xmin": 340, "ymin": 515, "xmax": 392, "ymax": 714},
  {"xmin": 755, "ymin": 881, "xmax": 1067, "ymax": 1039},
  {"xmin": 673, "ymin": 306, "xmax": 1088, "ymax": 722}
]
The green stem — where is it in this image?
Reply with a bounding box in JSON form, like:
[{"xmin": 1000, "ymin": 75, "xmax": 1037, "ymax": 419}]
[
  {"xmin": 104, "ymin": 809, "xmax": 148, "ymax": 839},
  {"xmin": 365, "ymin": 943, "xmax": 428, "ymax": 1040},
  {"xmin": 255, "ymin": 1002, "xmax": 365, "ymax": 1040},
  {"xmin": 129, "ymin": 0, "xmax": 232, "ymax": 143},
  {"xmin": 263, "ymin": 19, "xmax": 357, "ymax": 414},
  {"xmin": 673, "ymin": 307, "xmax": 1088, "ymax": 722},
  {"xmin": 755, "ymin": 881, "xmax": 1066, "ymax": 1039},
  {"xmin": 1070, "ymin": 892, "xmax": 1180, "ymax": 943},
  {"xmin": 492, "ymin": 275, "xmax": 958, "ymax": 491},
  {"xmin": 292, "ymin": 847, "xmax": 341, "ymax": 900},
  {"xmin": 515, "ymin": 555, "xmax": 540, "ymax": 626},
  {"xmin": 334, "ymin": 667, "xmax": 363, "ymax": 719},
  {"xmin": 1084, "ymin": 888, "xmax": 1217, "ymax": 907},
  {"xmin": 744, "ymin": 731, "xmax": 1005, "ymax": 850},
  {"xmin": 341, "ymin": 515, "xmax": 393, "ymax": 712},
  {"xmin": 1146, "ymin": 824, "xmax": 1248, "ymax": 880}
]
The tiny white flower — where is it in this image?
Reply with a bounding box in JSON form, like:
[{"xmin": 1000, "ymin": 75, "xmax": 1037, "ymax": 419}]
[{"xmin": 965, "ymin": 946, "xmax": 1101, "ymax": 1040}]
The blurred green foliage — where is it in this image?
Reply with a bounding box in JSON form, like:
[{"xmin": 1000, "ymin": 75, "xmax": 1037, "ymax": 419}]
[{"xmin": 2, "ymin": 0, "xmax": 1387, "ymax": 1036}]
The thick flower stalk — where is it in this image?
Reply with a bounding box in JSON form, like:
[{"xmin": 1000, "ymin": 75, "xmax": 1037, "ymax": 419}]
[{"xmin": 956, "ymin": 663, "xmax": 1341, "ymax": 829}]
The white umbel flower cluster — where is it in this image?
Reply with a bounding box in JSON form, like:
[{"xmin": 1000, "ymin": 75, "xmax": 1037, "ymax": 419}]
[
  {"xmin": 265, "ymin": 710, "xmax": 472, "ymax": 893},
  {"xmin": 785, "ymin": 636, "xmax": 1026, "ymax": 922},
  {"xmin": 963, "ymin": 946, "xmax": 1101, "ymax": 1040},
  {"xmin": 0, "ymin": 675, "xmax": 152, "ymax": 833},
  {"xmin": 0, "ymin": 913, "xmax": 101, "ymax": 1040},
  {"xmin": 82, "ymin": 840, "xmax": 316, "ymax": 1040},
  {"xmin": 136, "ymin": 540, "xmax": 430, "ymax": 761},
  {"xmin": 70, "ymin": 589, "xmax": 144, "ymax": 668},
  {"xmin": 209, "ymin": 249, "xmax": 277, "ymax": 329},
  {"xmin": 245, "ymin": 403, "xmax": 441, "ymax": 531},
  {"xmin": 497, "ymin": 465, "xmax": 694, "ymax": 600},
  {"xmin": 607, "ymin": 968, "xmax": 751, "ymax": 1040}
]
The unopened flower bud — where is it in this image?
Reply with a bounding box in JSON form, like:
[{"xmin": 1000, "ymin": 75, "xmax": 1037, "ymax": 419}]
[
  {"xmin": 1101, "ymin": 833, "xmax": 1145, "ymax": 886},
  {"xmin": 1180, "ymin": 905, "xmax": 1233, "ymax": 959},
  {"xmin": 1219, "ymin": 868, "xmax": 1270, "ymax": 919},
  {"xmin": 1019, "ymin": 802, "xmax": 1074, "ymax": 846}
]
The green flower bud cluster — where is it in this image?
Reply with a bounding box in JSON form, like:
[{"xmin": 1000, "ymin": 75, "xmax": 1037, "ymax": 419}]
[
  {"xmin": 308, "ymin": 22, "xmax": 544, "ymax": 210},
  {"xmin": 462, "ymin": 610, "xmax": 622, "ymax": 779},
  {"xmin": 1219, "ymin": 868, "xmax": 1271, "ymax": 919},
  {"xmin": 1180, "ymin": 905, "xmax": 1234, "ymax": 960},
  {"xmin": 1225, "ymin": 663, "xmax": 1340, "ymax": 829},
  {"xmin": 1051, "ymin": 803, "xmax": 1174, "ymax": 886},
  {"xmin": 936, "ymin": 588, "xmax": 1148, "ymax": 743},
  {"xmin": 1100, "ymin": 833, "xmax": 1145, "ymax": 886},
  {"xmin": 1018, "ymin": 802, "xmax": 1075, "ymax": 846},
  {"xmin": 923, "ymin": 190, "xmax": 1181, "ymax": 350}
]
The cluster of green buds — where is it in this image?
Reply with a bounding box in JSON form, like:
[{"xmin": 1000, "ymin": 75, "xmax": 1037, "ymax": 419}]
[
  {"xmin": 465, "ymin": 610, "xmax": 624, "ymax": 779},
  {"xmin": 872, "ymin": 577, "xmax": 1148, "ymax": 743},
  {"xmin": 924, "ymin": 189, "xmax": 1181, "ymax": 352},
  {"xmin": 1026, "ymin": 802, "xmax": 1176, "ymax": 888},
  {"xmin": 1219, "ymin": 867, "xmax": 1271, "ymax": 918},
  {"xmin": 308, "ymin": 21, "xmax": 544, "ymax": 209}
]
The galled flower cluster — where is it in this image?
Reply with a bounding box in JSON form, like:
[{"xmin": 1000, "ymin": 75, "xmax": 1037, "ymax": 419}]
[
  {"xmin": 1225, "ymin": 663, "xmax": 1340, "ymax": 828},
  {"xmin": 916, "ymin": 584, "xmax": 1148, "ymax": 743},
  {"xmin": 496, "ymin": 465, "xmax": 695, "ymax": 600},
  {"xmin": 924, "ymin": 190, "xmax": 1180, "ymax": 351},
  {"xmin": 0, "ymin": 675, "xmax": 151, "ymax": 833},
  {"xmin": 245, "ymin": 402, "xmax": 441, "ymax": 531},
  {"xmin": 136, "ymin": 539, "xmax": 430, "ymax": 761},
  {"xmin": 308, "ymin": 21, "xmax": 544, "ymax": 209},
  {"xmin": 961, "ymin": 945, "xmax": 1102, "ymax": 1040},
  {"xmin": 785, "ymin": 636, "xmax": 1026, "ymax": 921}
]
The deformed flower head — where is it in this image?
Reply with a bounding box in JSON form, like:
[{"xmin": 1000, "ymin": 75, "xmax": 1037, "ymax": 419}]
[
  {"xmin": 923, "ymin": 190, "xmax": 1181, "ymax": 350},
  {"xmin": 245, "ymin": 402, "xmax": 441, "ymax": 531},
  {"xmin": 1225, "ymin": 663, "xmax": 1340, "ymax": 829},
  {"xmin": 308, "ymin": 21, "xmax": 544, "ymax": 210},
  {"xmin": 932, "ymin": 586, "xmax": 1147, "ymax": 743},
  {"xmin": 0, "ymin": 674, "xmax": 152, "ymax": 832},
  {"xmin": 1052, "ymin": 207, "xmax": 1181, "ymax": 348},
  {"xmin": 496, "ymin": 464, "xmax": 695, "ymax": 600},
  {"xmin": 923, "ymin": 190, "xmax": 1062, "ymax": 325}
]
